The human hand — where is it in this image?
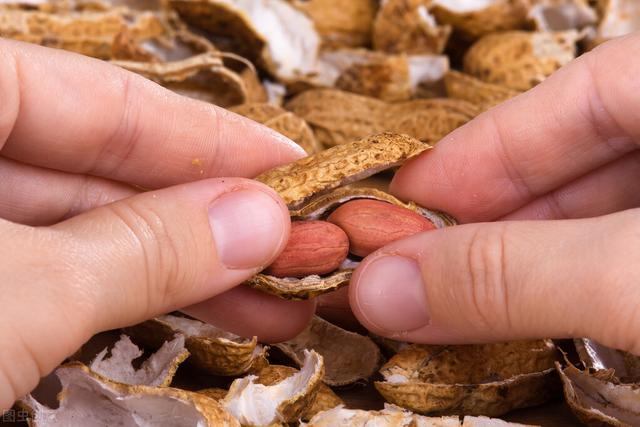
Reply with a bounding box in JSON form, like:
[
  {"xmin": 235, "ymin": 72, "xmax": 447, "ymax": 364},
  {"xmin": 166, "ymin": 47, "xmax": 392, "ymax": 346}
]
[
  {"xmin": 348, "ymin": 34, "xmax": 640, "ymax": 352},
  {"xmin": 0, "ymin": 39, "xmax": 316, "ymax": 410}
]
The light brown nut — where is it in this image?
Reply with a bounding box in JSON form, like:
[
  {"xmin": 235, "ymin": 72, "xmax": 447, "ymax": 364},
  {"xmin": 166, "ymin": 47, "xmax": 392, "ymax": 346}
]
[
  {"xmin": 372, "ymin": 0, "xmax": 451, "ymax": 54},
  {"xmin": 375, "ymin": 341, "xmax": 560, "ymax": 417},
  {"xmin": 327, "ymin": 199, "xmax": 435, "ymax": 257},
  {"xmin": 264, "ymin": 221, "xmax": 349, "ymax": 278},
  {"xmin": 463, "ymin": 30, "xmax": 581, "ymax": 91}
]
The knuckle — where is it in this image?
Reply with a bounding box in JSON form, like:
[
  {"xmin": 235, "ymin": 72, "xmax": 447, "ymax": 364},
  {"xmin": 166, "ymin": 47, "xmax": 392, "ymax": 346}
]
[
  {"xmin": 463, "ymin": 224, "xmax": 512, "ymax": 334},
  {"xmin": 105, "ymin": 200, "xmax": 189, "ymax": 308}
]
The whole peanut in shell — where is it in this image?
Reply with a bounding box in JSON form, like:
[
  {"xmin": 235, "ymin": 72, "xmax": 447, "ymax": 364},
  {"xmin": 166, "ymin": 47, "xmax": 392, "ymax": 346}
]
[
  {"xmin": 327, "ymin": 199, "xmax": 435, "ymax": 257},
  {"xmin": 265, "ymin": 220, "xmax": 349, "ymax": 278}
]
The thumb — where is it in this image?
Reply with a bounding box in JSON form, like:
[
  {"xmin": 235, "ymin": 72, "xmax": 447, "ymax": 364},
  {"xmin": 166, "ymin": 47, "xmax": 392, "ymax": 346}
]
[
  {"xmin": 349, "ymin": 209, "xmax": 640, "ymax": 352},
  {"xmin": 0, "ymin": 177, "xmax": 290, "ymax": 409}
]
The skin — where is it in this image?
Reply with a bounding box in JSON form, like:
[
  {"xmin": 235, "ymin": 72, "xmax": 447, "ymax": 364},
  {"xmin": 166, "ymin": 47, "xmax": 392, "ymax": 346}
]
[{"xmin": 1, "ymin": 31, "xmax": 639, "ymax": 410}]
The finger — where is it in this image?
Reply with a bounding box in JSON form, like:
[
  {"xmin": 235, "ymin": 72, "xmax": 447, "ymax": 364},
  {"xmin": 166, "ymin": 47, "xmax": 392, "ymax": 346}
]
[
  {"xmin": 183, "ymin": 286, "xmax": 316, "ymax": 343},
  {"xmin": 0, "ymin": 177, "xmax": 290, "ymax": 409},
  {"xmin": 502, "ymin": 150, "xmax": 640, "ymax": 220},
  {"xmin": 0, "ymin": 157, "xmax": 136, "ymax": 225},
  {"xmin": 349, "ymin": 210, "xmax": 640, "ymax": 351},
  {"xmin": 0, "ymin": 39, "xmax": 305, "ymax": 188},
  {"xmin": 316, "ymin": 286, "xmax": 365, "ymax": 332},
  {"xmin": 390, "ymin": 33, "xmax": 640, "ymax": 222}
]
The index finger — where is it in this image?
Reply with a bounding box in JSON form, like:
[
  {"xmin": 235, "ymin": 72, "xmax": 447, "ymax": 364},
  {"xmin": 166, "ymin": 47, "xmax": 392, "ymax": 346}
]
[
  {"xmin": 390, "ymin": 33, "xmax": 640, "ymax": 223},
  {"xmin": 0, "ymin": 39, "xmax": 306, "ymax": 189}
]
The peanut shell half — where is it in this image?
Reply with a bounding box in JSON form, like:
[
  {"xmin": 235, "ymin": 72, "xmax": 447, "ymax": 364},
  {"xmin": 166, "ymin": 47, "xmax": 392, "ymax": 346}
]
[
  {"xmin": 430, "ymin": 0, "xmax": 530, "ymax": 40},
  {"xmin": 444, "ymin": 70, "xmax": 521, "ymax": 111},
  {"xmin": 375, "ymin": 341, "xmax": 560, "ymax": 416},
  {"xmin": 124, "ymin": 314, "xmax": 267, "ymax": 376},
  {"xmin": 113, "ymin": 52, "xmax": 266, "ymax": 107},
  {"xmin": 463, "ymin": 30, "xmax": 582, "ymax": 91},
  {"xmin": 222, "ymin": 350, "xmax": 324, "ymax": 426},
  {"xmin": 286, "ymin": 90, "xmax": 478, "ymax": 147},
  {"xmin": 274, "ymin": 316, "xmax": 383, "ymax": 386},
  {"xmin": 288, "ymin": 0, "xmax": 378, "ymax": 49},
  {"xmin": 230, "ymin": 103, "xmax": 322, "ymax": 154},
  {"xmin": 372, "ymin": 0, "xmax": 451, "ymax": 55},
  {"xmin": 556, "ymin": 358, "xmax": 640, "ymax": 426},
  {"xmin": 169, "ymin": 0, "xmax": 320, "ymax": 82},
  {"xmin": 20, "ymin": 362, "xmax": 239, "ymax": 426},
  {"xmin": 0, "ymin": 7, "xmax": 171, "ymax": 59},
  {"xmin": 89, "ymin": 334, "xmax": 189, "ymax": 387}
]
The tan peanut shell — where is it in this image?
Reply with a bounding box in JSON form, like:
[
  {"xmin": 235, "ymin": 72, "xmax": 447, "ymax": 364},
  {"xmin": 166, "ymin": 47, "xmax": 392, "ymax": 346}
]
[
  {"xmin": 112, "ymin": 52, "xmax": 266, "ymax": 107},
  {"xmin": 288, "ymin": 0, "xmax": 378, "ymax": 48},
  {"xmin": 375, "ymin": 341, "xmax": 559, "ymax": 416},
  {"xmin": 229, "ymin": 103, "xmax": 322, "ymax": 154},
  {"xmin": 463, "ymin": 30, "xmax": 581, "ymax": 91},
  {"xmin": 275, "ymin": 316, "xmax": 383, "ymax": 386},
  {"xmin": 21, "ymin": 362, "xmax": 239, "ymax": 426},
  {"xmin": 444, "ymin": 70, "xmax": 521, "ymax": 111},
  {"xmin": 286, "ymin": 89, "xmax": 479, "ymax": 147},
  {"xmin": 556, "ymin": 359, "xmax": 640, "ymax": 427},
  {"xmin": 169, "ymin": 0, "xmax": 320, "ymax": 82},
  {"xmin": 0, "ymin": 8, "xmax": 170, "ymax": 59},
  {"xmin": 372, "ymin": 0, "xmax": 451, "ymax": 55},
  {"xmin": 123, "ymin": 314, "xmax": 267, "ymax": 376},
  {"xmin": 430, "ymin": 0, "xmax": 530, "ymax": 40}
]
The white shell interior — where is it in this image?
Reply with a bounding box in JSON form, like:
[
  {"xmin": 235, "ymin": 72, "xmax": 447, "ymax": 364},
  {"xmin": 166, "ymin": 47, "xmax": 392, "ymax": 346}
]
[
  {"xmin": 599, "ymin": 0, "xmax": 640, "ymax": 38},
  {"xmin": 160, "ymin": 314, "xmax": 251, "ymax": 343},
  {"xmin": 90, "ymin": 334, "xmax": 186, "ymax": 387},
  {"xmin": 223, "ymin": 350, "xmax": 321, "ymax": 426},
  {"xmin": 23, "ymin": 367, "xmax": 209, "ymax": 427},
  {"xmin": 431, "ymin": 0, "xmax": 500, "ymax": 13},
  {"xmin": 528, "ymin": 1, "xmax": 597, "ymax": 31}
]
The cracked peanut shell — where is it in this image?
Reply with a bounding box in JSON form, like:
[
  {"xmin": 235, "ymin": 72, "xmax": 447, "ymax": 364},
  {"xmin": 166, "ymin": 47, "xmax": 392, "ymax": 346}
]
[
  {"xmin": 21, "ymin": 363, "xmax": 239, "ymax": 426},
  {"xmin": 430, "ymin": 0, "xmax": 531, "ymax": 40},
  {"xmin": 250, "ymin": 134, "xmax": 454, "ymax": 300},
  {"xmin": 113, "ymin": 52, "xmax": 266, "ymax": 107},
  {"xmin": 376, "ymin": 341, "xmax": 559, "ymax": 416},
  {"xmin": 222, "ymin": 350, "xmax": 324, "ymax": 426},
  {"xmin": 463, "ymin": 30, "xmax": 582, "ymax": 91},
  {"xmin": 230, "ymin": 103, "xmax": 322, "ymax": 154},
  {"xmin": 288, "ymin": 0, "xmax": 378, "ymax": 48},
  {"xmin": 274, "ymin": 315, "xmax": 383, "ymax": 386},
  {"xmin": 444, "ymin": 70, "xmax": 521, "ymax": 111},
  {"xmin": 372, "ymin": 0, "xmax": 451, "ymax": 55},
  {"xmin": 124, "ymin": 314, "xmax": 267, "ymax": 376},
  {"xmin": 286, "ymin": 89, "xmax": 478, "ymax": 147}
]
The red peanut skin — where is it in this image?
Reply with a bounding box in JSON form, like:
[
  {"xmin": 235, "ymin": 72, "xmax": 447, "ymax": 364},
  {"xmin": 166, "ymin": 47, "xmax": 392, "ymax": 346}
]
[
  {"xmin": 265, "ymin": 220, "xmax": 349, "ymax": 278},
  {"xmin": 327, "ymin": 199, "xmax": 435, "ymax": 257}
]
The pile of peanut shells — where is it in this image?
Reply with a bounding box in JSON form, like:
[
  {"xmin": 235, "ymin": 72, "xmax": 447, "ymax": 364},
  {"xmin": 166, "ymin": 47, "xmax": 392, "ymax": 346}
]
[{"xmin": 4, "ymin": 0, "xmax": 640, "ymax": 425}]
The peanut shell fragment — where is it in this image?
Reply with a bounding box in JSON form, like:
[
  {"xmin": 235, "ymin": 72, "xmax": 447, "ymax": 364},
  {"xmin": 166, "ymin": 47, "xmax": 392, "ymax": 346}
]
[
  {"xmin": 527, "ymin": 0, "xmax": 597, "ymax": 31},
  {"xmin": 444, "ymin": 70, "xmax": 521, "ymax": 111},
  {"xmin": 275, "ymin": 316, "xmax": 383, "ymax": 386},
  {"xmin": 229, "ymin": 103, "xmax": 322, "ymax": 154},
  {"xmin": 286, "ymin": 90, "xmax": 478, "ymax": 147},
  {"xmin": 124, "ymin": 314, "xmax": 267, "ymax": 376},
  {"xmin": 372, "ymin": 0, "xmax": 451, "ymax": 55},
  {"xmin": 21, "ymin": 363, "xmax": 239, "ymax": 426},
  {"xmin": 376, "ymin": 341, "xmax": 560, "ymax": 416},
  {"xmin": 463, "ymin": 30, "xmax": 582, "ymax": 91}
]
